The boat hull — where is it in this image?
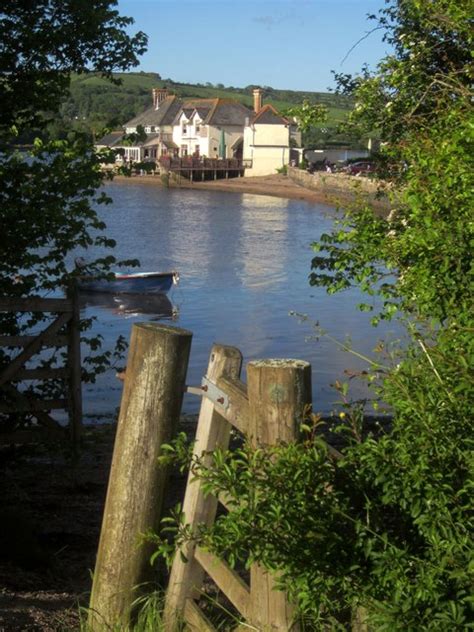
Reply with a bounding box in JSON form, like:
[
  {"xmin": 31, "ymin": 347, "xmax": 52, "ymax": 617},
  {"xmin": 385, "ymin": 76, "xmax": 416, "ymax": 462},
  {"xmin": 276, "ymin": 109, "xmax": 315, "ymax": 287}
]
[{"xmin": 78, "ymin": 271, "xmax": 177, "ymax": 295}]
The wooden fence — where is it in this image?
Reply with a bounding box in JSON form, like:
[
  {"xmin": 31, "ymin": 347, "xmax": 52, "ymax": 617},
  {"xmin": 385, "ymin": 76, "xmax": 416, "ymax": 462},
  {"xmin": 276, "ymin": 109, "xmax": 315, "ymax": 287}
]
[
  {"xmin": 88, "ymin": 323, "xmax": 361, "ymax": 630},
  {"xmin": 159, "ymin": 156, "xmax": 245, "ymax": 181},
  {"xmin": 0, "ymin": 286, "xmax": 82, "ymax": 445},
  {"xmin": 164, "ymin": 345, "xmax": 311, "ymax": 631},
  {"xmin": 89, "ymin": 323, "xmax": 324, "ymax": 630}
]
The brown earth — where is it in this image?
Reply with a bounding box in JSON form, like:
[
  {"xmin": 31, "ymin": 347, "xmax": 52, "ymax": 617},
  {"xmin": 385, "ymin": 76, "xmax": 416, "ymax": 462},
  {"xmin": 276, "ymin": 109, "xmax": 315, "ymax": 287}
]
[
  {"xmin": 114, "ymin": 173, "xmax": 330, "ymax": 205},
  {"xmin": 0, "ymin": 418, "xmax": 195, "ymax": 631}
]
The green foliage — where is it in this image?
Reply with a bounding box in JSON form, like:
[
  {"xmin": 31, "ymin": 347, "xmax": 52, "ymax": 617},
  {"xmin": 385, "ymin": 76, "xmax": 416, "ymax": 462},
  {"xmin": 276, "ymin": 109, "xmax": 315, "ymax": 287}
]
[
  {"xmin": 284, "ymin": 99, "xmax": 328, "ymax": 133},
  {"xmin": 0, "ymin": 1, "xmax": 147, "ymax": 137},
  {"xmin": 0, "ymin": 1, "xmax": 146, "ymax": 432},
  {"xmin": 310, "ymin": 0, "xmax": 473, "ymax": 325},
  {"xmin": 157, "ymin": 328, "xmax": 473, "ymax": 628},
  {"xmin": 81, "ymin": 589, "xmax": 169, "ymax": 631}
]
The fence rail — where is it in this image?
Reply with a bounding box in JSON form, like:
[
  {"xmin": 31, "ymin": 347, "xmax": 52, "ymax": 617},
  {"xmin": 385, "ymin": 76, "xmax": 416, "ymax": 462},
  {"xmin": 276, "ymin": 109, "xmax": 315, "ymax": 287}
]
[
  {"xmin": 159, "ymin": 156, "xmax": 243, "ymax": 171},
  {"xmin": 0, "ymin": 286, "xmax": 82, "ymax": 445}
]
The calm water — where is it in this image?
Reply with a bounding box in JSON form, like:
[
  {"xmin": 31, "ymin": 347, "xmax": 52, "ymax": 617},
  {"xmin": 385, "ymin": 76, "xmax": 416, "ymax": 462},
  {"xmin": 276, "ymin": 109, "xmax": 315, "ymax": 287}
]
[{"xmin": 80, "ymin": 180, "xmax": 399, "ymax": 420}]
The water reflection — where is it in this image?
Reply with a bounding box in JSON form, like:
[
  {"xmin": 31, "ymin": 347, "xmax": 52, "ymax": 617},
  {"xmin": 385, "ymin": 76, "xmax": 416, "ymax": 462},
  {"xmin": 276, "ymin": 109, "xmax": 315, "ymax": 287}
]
[
  {"xmin": 78, "ymin": 183, "xmax": 401, "ymax": 420},
  {"xmin": 79, "ymin": 292, "xmax": 177, "ymax": 320},
  {"xmin": 239, "ymin": 194, "xmax": 289, "ymax": 289}
]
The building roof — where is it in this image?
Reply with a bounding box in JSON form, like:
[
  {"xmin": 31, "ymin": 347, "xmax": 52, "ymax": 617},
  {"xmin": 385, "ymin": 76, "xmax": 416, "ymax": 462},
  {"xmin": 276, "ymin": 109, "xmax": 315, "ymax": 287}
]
[
  {"xmin": 173, "ymin": 98, "xmax": 251, "ymax": 127},
  {"xmin": 95, "ymin": 131, "xmax": 124, "ymax": 146},
  {"xmin": 124, "ymin": 95, "xmax": 182, "ymax": 128},
  {"xmin": 208, "ymin": 99, "xmax": 251, "ymax": 126},
  {"xmin": 252, "ymin": 104, "xmax": 289, "ymax": 125}
]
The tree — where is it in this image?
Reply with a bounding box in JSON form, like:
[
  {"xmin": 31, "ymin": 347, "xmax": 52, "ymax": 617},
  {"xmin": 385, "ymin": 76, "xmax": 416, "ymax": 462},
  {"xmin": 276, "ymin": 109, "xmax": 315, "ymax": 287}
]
[
  {"xmin": 156, "ymin": 2, "xmax": 473, "ymax": 629},
  {"xmin": 321, "ymin": 0, "xmax": 473, "ymax": 324},
  {"xmin": 0, "ymin": 2, "xmax": 147, "ymax": 419}
]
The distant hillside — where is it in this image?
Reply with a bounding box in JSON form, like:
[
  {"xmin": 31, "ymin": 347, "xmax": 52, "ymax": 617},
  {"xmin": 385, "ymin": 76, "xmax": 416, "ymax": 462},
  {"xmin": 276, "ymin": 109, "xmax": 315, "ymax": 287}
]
[{"xmin": 53, "ymin": 72, "xmax": 362, "ymax": 147}]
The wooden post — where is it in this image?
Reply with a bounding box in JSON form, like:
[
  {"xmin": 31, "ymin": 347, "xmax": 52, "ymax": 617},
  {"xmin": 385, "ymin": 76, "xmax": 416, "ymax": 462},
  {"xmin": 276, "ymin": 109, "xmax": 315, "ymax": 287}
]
[
  {"xmin": 163, "ymin": 344, "xmax": 243, "ymax": 630},
  {"xmin": 88, "ymin": 323, "xmax": 192, "ymax": 631},
  {"xmin": 67, "ymin": 281, "xmax": 82, "ymax": 448},
  {"xmin": 247, "ymin": 359, "xmax": 312, "ymax": 631}
]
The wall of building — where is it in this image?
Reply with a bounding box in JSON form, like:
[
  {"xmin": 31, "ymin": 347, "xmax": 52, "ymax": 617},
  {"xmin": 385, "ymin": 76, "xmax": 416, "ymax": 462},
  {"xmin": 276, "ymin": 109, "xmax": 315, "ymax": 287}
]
[
  {"xmin": 207, "ymin": 125, "xmax": 243, "ymax": 158},
  {"xmin": 305, "ymin": 148, "xmax": 369, "ymax": 164},
  {"xmin": 172, "ymin": 119, "xmax": 242, "ymax": 158},
  {"xmin": 243, "ymin": 124, "xmax": 290, "ymax": 176}
]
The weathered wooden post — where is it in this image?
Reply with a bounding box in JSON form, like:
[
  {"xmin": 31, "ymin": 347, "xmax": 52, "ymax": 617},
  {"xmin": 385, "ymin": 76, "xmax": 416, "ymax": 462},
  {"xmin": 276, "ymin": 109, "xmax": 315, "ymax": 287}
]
[
  {"xmin": 163, "ymin": 344, "xmax": 243, "ymax": 629},
  {"xmin": 88, "ymin": 323, "xmax": 192, "ymax": 631},
  {"xmin": 247, "ymin": 359, "xmax": 312, "ymax": 631}
]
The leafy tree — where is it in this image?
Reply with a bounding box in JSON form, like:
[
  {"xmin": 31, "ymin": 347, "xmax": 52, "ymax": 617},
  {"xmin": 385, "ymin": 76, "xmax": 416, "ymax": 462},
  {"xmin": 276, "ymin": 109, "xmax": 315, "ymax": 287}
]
[
  {"xmin": 155, "ymin": 1, "xmax": 473, "ymax": 629},
  {"xmin": 0, "ymin": 2, "xmax": 146, "ymax": 423}
]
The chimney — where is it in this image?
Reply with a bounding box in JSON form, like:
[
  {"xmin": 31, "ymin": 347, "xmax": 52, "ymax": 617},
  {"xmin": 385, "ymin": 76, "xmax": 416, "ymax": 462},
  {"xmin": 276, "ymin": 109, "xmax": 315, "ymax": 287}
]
[
  {"xmin": 152, "ymin": 87, "xmax": 169, "ymax": 109},
  {"xmin": 253, "ymin": 88, "xmax": 262, "ymax": 114}
]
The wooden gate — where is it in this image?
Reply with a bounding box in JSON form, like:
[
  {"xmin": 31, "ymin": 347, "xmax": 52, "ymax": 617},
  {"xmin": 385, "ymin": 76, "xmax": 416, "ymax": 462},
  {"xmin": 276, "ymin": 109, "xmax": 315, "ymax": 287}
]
[
  {"xmin": 0, "ymin": 287, "xmax": 82, "ymax": 445},
  {"xmin": 163, "ymin": 344, "xmax": 312, "ymax": 631}
]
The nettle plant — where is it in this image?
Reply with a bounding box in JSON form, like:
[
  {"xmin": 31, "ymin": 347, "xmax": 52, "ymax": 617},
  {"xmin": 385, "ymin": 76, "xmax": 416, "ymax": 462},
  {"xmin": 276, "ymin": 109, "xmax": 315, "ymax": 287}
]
[{"xmin": 153, "ymin": 1, "xmax": 473, "ymax": 629}]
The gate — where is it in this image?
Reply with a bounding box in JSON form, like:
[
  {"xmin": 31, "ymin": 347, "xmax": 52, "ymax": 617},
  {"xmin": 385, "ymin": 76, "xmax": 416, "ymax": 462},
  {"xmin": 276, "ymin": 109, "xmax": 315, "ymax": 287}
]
[{"xmin": 0, "ymin": 286, "xmax": 82, "ymax": 445}]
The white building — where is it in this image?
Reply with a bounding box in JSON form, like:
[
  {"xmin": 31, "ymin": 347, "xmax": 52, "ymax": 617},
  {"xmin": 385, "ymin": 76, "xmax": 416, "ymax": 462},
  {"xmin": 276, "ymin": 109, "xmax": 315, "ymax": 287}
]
[
  {"xmin": 171, "ymin": 99, "xmax": 250, "ymax": 159},
  {"xmin": 96, "ymin": 86, "xmax": 301, "ymax": 174},
  {"xmin": 243, "ymin": 89, "xmax": 300, "ymax": 176}
]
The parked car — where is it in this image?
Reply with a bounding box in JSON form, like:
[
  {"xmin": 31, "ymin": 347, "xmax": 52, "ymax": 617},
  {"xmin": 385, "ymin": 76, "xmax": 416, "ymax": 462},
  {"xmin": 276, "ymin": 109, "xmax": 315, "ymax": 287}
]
[
  {"xmin": 344, "ymin": 161, "xmax": 374, "ymax": 175},
  {"xmin": 306, "ymin": 160, "xmax": 326, "ymax": 174}
]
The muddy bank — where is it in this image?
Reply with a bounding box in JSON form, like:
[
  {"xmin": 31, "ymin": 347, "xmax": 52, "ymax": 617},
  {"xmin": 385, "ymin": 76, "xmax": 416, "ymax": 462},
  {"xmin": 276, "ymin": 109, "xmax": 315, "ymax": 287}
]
[
  {"xmin": 113, "ymin": 171, "xmax": 391, "ymax": 214},
  {"xmin": 113, "ymin": 173, "xmax": 329, "ymax": 205}
]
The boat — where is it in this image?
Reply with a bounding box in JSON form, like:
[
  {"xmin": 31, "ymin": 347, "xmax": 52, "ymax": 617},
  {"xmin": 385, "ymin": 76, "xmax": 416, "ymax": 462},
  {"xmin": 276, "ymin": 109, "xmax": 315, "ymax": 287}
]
[{"xmin": 76, "ymin": 266, "xmax": 179, "ymax": 295}]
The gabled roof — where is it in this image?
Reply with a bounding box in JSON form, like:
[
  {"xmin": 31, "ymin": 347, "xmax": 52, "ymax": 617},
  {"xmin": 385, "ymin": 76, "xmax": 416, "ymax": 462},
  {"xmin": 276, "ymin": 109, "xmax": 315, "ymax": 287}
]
[
  {"xmin": 173, "ymin": 98, "xmax": 251, "ymax": 127},
  {"xmin": 124, "ymin": 95, "xmax": 182, "ymax": 128},
  {"xmin": 252, "ymin": 104, "xmax": 289, "ymax": 125},
  {"xmin": 207, "ymin": 99, "xmax": 251, "ymax": 126}
]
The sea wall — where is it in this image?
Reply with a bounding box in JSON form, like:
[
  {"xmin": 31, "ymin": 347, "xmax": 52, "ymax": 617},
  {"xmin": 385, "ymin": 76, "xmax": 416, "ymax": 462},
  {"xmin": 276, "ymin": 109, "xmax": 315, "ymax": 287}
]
[{"xmin": 288, "ymin": 166, "xmax": 392, "ymax": 213}]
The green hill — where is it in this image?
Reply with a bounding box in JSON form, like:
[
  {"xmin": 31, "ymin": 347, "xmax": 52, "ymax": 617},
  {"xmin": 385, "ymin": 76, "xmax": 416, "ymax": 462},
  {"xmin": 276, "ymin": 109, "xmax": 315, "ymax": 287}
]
[{"xmin": 54, "ymin": 72, "xmax": 359, "ymax": 146}]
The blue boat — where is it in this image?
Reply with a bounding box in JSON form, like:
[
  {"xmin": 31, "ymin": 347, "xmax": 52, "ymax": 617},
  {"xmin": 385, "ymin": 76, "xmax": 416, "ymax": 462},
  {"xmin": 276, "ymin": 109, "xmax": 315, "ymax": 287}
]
[{"xmin": 77, "ymin": 270, "xmax": 179, "ymax": 295}]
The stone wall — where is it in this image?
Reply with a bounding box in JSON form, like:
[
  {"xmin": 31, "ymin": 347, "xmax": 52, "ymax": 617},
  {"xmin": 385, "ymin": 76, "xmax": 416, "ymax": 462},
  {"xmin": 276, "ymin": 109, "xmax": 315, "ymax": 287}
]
[{"xmin": 288, "ymin": 166, "xmax": 391, "ymax": 213}]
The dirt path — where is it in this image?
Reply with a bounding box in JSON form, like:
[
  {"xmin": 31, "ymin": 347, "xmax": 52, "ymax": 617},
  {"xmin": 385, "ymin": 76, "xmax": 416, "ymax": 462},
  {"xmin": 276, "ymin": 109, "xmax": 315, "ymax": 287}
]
[{"xmin": 0, "ymin": 418, "xmax": 195, "ymax": 631}]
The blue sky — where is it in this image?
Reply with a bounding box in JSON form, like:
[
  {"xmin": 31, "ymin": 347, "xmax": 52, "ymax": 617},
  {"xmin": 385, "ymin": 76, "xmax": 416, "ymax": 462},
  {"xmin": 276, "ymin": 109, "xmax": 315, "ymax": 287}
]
[{"xmin": 117, "ymin": 0, "xmax": 389, "ymax": 92}]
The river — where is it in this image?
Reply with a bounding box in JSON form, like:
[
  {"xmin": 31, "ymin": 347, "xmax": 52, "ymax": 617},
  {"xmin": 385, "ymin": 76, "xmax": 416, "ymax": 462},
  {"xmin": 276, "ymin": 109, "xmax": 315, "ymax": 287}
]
[{"xmin": 80, "ymin": 180, "xmax": 399, "ymax": 421}]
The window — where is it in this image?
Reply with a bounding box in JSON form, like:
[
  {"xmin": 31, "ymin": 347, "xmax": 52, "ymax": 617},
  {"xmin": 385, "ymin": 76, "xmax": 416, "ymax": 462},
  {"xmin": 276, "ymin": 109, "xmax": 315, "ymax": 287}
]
[
  {"xmin": 150, "ymin": 126, "xmax": 155, "ymax": 133},
  {"xmin": 195, "ymin": 125, "xmax": 200, "ymax": 133},
  {"xmin": 182, "ymin": 125, "xmax": 187, "ymax": 135},
  {"xmin": 181, "ymin": 145, "xmax": 188, "ymax": 156}
]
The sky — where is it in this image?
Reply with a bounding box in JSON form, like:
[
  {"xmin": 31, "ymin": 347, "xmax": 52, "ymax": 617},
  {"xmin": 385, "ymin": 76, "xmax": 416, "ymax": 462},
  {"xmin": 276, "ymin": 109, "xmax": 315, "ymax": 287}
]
[{"xmin": 117, "ymin": 0, "xmax": 389, "ymax": 92}]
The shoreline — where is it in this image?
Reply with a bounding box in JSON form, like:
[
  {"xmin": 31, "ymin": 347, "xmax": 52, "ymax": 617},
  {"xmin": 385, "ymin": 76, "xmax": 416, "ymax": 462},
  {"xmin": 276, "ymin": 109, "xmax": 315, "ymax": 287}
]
[{"xmin": 112, "ymin": 173, "xmax": 332, "ymax": 205}]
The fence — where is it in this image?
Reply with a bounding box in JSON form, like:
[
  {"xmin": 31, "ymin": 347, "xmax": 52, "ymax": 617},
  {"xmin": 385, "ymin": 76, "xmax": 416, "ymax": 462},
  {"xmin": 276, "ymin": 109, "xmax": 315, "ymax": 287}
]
[
  {"xmin": 159, "ymin": 156, "xmax": 245, "ymax": 182},
  {"xmin": 0, "ymin": 286, "xmax": 82, "ymax": 445},
  {"xmin": 88, "ymin": 323, "xmax": 347, "ymax": 631}
]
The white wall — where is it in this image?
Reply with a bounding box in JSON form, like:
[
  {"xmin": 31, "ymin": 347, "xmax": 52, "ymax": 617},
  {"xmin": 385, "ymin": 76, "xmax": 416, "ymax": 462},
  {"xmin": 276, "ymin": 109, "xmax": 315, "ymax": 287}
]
[{"xmin": 243, "ymin": 123, "xmax": 290, "ymax": 176}]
